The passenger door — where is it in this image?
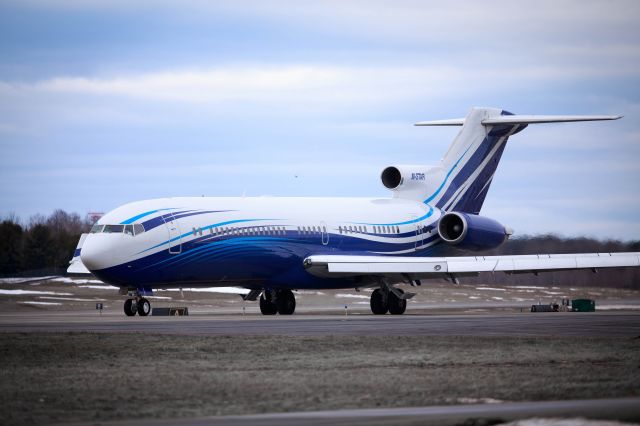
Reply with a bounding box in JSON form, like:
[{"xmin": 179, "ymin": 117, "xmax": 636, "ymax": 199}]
[
  {"xmin": 162, "ymin": 213, "xmax": 182, "ymax": 254},
  {"xmin": 321, "ymin": 221, "xmax": 329, "ymax": 246}
]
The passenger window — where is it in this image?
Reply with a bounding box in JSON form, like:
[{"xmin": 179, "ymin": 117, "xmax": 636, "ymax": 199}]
[
  {"xmin": 199, "ymin": 228, "xmax": 203, "ymax": 236},
  {"xmin": 396, "ymin": 226, "xmax": 400, "ymax": 234}
]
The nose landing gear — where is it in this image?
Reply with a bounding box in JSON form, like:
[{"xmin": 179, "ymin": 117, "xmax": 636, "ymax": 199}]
[{"xmin": 123, "ymin": 297, "xmax": 151, "ymax": 316}]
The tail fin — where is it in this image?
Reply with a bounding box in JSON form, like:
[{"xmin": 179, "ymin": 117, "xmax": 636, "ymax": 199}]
[{"xmin": 415, "ymin": 107, "xmax": 621, "ymax": 214}]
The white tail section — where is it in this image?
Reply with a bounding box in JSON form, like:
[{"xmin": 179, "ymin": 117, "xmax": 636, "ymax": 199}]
[{"xmin": 414, "ymin": 107, "xmax": 621, "ymax": 214}]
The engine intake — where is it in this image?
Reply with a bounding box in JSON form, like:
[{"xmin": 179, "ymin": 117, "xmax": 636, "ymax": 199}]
[
  {"xmin": 381, "ymin": 166, "xmax": 402, "ymax": 189},
  {"xmin": 438, "ymin": 212, "xmax": 510, "ymax": 251}
]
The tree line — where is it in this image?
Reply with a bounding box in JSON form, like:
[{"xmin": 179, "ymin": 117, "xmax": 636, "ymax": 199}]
[
  {"xmin": 0, "ymin": 210, "xmax": 91, "ymax": 275},
  {"xmin": 0, "ymin": 211, "xmax": 638, "ymax": 287}
]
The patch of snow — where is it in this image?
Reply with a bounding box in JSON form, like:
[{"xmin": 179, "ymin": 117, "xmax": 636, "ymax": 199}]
[
  {"xmin": 19, "ymin": 301, "xmax": 62, "ymax": 306},
  {"xmin": 0, "ymin": 290, "xmax": 73, "ymax": 296},
  {"xmin": 507, "ymin": 286, "xmax": 546, "ymax": 290},
  {"xmin": 491, "ymin": 297, "xmax": 504, "ymax": 301},
  {"xmin": 469, "ymin": 296, "xmax": 480, "ymax": 300},
  {"xmin": 476, "ymin": 287, "xmax": 506, "ymax": 291},
  {"xmin": 335, "ymin": 293, "xmax": 369, "ymax": 299},
  {"xmin": 78, "ymin": 285, "xmax": 119, "ymax": 290},
  {"xmin": 0, "ymin": 276, "xmax": 60, "ymax": 284},
  {"xmin": 164, "ymin": 287, "xmax": 250, "ymax": 295},
  {"xmin": 296, "ymin": 290, "xmax": 326, "ymax": 295},
  {"xmin": 597, "ymin": 304, "xmax": 640, "ymax": 310},
  {"xmin": 53, "ymin": 277, "xmax": 104, "ymax": 284},
  {"xmin": 39, "ymin": 296, "xmax": 106, "ymax": 302}
]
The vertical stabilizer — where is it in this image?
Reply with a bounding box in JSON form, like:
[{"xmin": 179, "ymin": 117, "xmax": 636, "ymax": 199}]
[{"xmin": 419, "ymin": 107, "xmax": 525, "ymax": 214}]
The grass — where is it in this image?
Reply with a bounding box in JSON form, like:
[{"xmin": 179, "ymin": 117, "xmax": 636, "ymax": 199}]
[{"xmin": 1, "ymin": 333, "xmax": 639, "ymax": 425}]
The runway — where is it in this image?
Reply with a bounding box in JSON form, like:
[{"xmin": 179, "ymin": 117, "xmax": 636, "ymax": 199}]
[{"xmin": 1, "ymin": 311, "xmax": 639, "ymax": 337}]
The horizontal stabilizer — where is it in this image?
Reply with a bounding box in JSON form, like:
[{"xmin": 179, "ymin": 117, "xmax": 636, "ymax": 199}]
[
  {"xmin": 414, "ymin": 118, "xmax": 465, "ymax": 126},
  {"xmin": 482, "ymin": 115, "xmax": 622, "ymax": 125},
  {"xmin": 415, "ymin": 114, "xmax": 621, "ymax": 127}
]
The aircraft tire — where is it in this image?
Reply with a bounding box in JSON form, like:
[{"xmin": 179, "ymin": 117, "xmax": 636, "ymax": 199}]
[
  {"xmin": 276, "ymin": 289, "xmax": 296, "ymax": 315},
  {"xmin": 124, "ymin": 299, "xmax": 137, "ymax": 316},
  {"xmin": 259, "ymin": 293, "xmax": 278, "ymax": 315},
  {"xmin": 370, "ymin": 289, "xmax": 388, "ymax": 315},
  {"xmin": 137, "ymin": 298, "xmax": 151, "ymax": 316},
  {"xmin": 388, "ymin": 290, "xmax": 407, "ymax": 315}
]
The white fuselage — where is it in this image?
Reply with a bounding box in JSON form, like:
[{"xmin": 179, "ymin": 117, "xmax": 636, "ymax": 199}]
[{"xmin": 80, "ymin": 196, "xmax": 442, "ymax": 290}]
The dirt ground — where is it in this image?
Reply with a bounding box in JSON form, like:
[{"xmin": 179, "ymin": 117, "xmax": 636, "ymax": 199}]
[{"xmin": 1, "ymin": 333, "xmax": 639, "ymax": 425}]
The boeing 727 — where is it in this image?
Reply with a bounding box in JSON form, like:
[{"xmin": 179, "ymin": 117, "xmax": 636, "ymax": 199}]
[{"xmin": 76, "ymin": 107, "xmax": 640, "ymax": 316}]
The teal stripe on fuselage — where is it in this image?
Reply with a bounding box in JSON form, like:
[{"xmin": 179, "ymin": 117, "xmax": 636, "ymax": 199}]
[
  {"xmin": 138, "ymin": 218, "xmax": 278, "ymax": 254},
  {"xmin": 120, "ymin": 208, "xmax": 175, "ymax": 224},
  {"xmin": 353, "ymin": 205, "xmax": 434, "ymax": 226}
]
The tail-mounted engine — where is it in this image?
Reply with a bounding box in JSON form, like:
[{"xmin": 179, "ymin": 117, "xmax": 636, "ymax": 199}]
[
  {"xmin": 380, "ymin": 165, "xmax": 445, "ymax": 200},
  {"xmin": 438, "ymin": 212, "xmax": 511, "ymax": 251}
]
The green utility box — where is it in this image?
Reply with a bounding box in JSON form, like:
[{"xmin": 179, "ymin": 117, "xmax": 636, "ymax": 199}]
[{"xmin": 571, "ymin": 299, "xmax": 596, "ymax": 312}]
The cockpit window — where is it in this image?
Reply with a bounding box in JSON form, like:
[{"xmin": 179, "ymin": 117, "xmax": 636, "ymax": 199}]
[
  {"xmin": 90, "ymin": 224, "xmax": 104, "ymax": 234},
  {"xmin": 103, "ymin": 224, "xmax": 124, "ymax": 233},
  {"xmin": 133, "ymin": 224, "xmax": 145, "ymax": 235},
  {"xmin": 124, "ymin": 225, "xmax": 134, "ymax": 236}
]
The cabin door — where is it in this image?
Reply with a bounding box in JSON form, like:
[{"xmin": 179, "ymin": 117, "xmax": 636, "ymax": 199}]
[
  {"xmin": 321, "ymin": 221, "xmax": 329, "ymax": 245},
  {"xmin": 414, "ymin": 222, "xmax": 424, "ymax": 251},
  {"xmin": 162, "ymin": 212, "xmax": 182, "ymax": 254}
]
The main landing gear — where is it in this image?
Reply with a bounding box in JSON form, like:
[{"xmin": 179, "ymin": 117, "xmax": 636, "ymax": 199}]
[
  {"xmin": 124, "ymin": 297, "xmax": 151, "ymax": 317},
  {"xmin": 259, "ymin": 289, "xmax": 296, "ymax": 315},
  {"xmin": 370, "ymin": 286, "xmax": 412, "ymax": 315}
]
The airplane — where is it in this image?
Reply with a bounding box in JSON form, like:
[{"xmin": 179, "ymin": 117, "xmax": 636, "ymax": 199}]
[{"xmin": 77, "ymin": 107, "xmax": 640, "ymax": 316}]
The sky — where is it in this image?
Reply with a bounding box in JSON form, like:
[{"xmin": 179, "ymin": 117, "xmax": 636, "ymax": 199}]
[{"xmin": 0, "ymin": 0, "xmax": 639, "ymax": 240}]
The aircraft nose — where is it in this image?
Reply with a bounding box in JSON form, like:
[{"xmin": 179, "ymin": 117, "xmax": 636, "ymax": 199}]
[{"xmin": 80, "ymin": 235, "xmax": 109, "ymax": 271}]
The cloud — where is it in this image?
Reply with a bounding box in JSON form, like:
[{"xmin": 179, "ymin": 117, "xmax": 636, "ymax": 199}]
[{"xmin": 1, "ymin": 61, "xmax": 637, "ymax": 108}]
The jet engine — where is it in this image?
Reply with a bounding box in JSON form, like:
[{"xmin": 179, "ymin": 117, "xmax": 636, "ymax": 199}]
[
  {"xmin": 438, "ymin": 212, "xmax": 511, "ymax": 251},
  {"xmin": 380, "ymin": 165, "xmax": 445, "ymax": 199}
]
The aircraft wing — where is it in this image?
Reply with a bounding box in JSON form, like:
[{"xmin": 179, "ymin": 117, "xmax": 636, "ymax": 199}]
[{"xmin": 303, "ymin": 252, "xmax": 640, "ymax": 280}]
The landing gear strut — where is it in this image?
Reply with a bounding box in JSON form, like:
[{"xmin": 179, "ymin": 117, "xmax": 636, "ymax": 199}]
[
  {"xmin": 369, "ymin": 285, "xmax": 410, "ymax": 315},
  {"xmin": 259, "ymin": 289, "xmax": 296, "ymax": 315},
  {"xmin": 123, "ymin": 297, "xmax": 151, "ymax": 317}
]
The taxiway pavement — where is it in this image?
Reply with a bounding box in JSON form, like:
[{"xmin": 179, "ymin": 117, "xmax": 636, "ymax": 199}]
[{"xmin": 1, "ymin": 311, "xmax": 639, "ymax": 337}]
